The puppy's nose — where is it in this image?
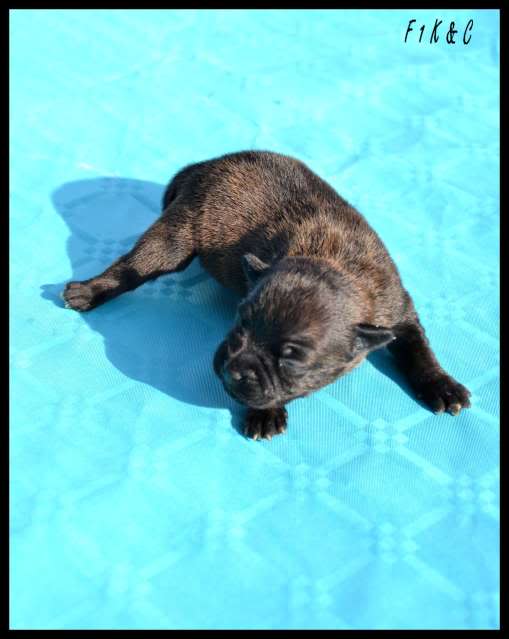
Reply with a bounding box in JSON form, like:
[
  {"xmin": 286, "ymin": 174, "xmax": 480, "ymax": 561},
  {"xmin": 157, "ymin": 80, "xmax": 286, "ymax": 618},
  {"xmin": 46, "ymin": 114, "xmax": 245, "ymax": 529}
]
[
  {"xmin": 223, "ymin": 362, "xmax": 257, "ymax": 384},
  {"xmin": 229, "ymin": 368, "xmax": 243, "ymax": 382}
]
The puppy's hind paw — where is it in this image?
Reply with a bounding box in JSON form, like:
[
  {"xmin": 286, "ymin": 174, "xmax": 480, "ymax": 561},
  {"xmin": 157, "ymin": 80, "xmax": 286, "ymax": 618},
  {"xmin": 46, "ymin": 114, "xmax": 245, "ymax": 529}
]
[{"xmin": 61, "ymin": 281, "xmax": 98, "ymax": 312}]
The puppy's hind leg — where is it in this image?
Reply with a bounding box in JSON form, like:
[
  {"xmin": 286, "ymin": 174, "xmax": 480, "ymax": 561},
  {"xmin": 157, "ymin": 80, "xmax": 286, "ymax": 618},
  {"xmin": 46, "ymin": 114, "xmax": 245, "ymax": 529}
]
[{"xmin": 62, "ymin": 205, "xmax": 196, "ymax": 312}]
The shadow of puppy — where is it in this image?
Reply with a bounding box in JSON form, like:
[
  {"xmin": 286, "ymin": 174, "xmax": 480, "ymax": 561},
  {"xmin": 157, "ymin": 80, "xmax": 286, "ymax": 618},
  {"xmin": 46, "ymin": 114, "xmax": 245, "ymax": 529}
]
[
  {"xmin": 41, "ymin": 177, "xmax": 246, "ymax": 433},
  {"xmin": 366, "ymin": 347, "xmax": 416, "ymax": 401}
]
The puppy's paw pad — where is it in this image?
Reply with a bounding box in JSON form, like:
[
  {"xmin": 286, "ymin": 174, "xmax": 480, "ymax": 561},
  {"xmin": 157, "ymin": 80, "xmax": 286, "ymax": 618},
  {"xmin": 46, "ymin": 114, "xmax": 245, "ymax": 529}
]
[
  {"xmin": 416, "ymin": 373, "xmax": 471, "ymax": 416},
  {"xmin": 244, "ymin": 407, "xmax": 288, "ymax": 440},
  {"xmin": 61, "ymin": 281, "xmax": 97, "ymax": 312}
]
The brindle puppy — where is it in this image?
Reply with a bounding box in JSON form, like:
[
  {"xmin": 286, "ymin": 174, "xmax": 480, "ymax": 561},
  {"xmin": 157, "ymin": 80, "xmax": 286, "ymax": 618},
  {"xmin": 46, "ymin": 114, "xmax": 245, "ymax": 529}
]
[{"xmin": 62, "ymin": 151, "xmax": 471, "ymax": 439}]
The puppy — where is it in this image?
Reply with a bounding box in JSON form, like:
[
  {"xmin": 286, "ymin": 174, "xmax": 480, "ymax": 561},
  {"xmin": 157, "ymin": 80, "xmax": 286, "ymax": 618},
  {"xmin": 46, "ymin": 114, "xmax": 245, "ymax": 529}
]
[{"xmin": 62, "ymin": 150, "xmax": 471, "ymax": 439}]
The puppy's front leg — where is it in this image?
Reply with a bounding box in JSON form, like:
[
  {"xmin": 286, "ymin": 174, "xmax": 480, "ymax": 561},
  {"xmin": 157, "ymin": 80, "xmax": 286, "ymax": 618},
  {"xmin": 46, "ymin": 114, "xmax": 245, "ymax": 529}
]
[
  {"xmin": 389, "ymin": 316, "xmax": 471, "ymax": 415},
  {"xmin": 244, "ymin": 407, "xmax": 288, "ymax": 440}
]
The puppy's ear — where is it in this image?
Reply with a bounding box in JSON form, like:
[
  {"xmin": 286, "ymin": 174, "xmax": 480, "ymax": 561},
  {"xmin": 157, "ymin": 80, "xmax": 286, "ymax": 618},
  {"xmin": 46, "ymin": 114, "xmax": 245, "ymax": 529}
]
[
  {"xmin": 241, "ymin": 253, "xmax": 270, "ymax": 286},
  {"xmin": 353, "ymin": 323, "xmax": 395, "ymax": 354}
]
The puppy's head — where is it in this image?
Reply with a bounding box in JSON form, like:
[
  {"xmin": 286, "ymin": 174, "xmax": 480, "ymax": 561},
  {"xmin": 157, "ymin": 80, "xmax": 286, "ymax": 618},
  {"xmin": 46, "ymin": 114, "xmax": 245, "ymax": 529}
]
[{"xmin": 213, "ymin": 253, "xmax": 395, "ymax": 409}]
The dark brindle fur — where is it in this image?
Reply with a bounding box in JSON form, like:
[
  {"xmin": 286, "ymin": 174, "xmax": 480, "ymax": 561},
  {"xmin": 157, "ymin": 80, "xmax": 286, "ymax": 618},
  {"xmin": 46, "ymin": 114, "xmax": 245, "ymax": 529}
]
[{"xmin": 62, "ymin": 151, "xmax": 471, "ymax": 439}]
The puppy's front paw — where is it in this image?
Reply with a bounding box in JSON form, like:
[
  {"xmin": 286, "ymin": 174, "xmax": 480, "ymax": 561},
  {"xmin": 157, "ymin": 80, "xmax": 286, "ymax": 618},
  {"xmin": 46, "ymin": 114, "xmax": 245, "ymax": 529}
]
[
  {"xmin": 61, "ymin": 281, "xmax": 98, "ymax": 312},
  {"xmin": 415, "ymin": 372, "xmax": 471, "ymax": 416},
  {"xmin": 244, "ymin": 407, "xmax": 288, "ymax": 440}
]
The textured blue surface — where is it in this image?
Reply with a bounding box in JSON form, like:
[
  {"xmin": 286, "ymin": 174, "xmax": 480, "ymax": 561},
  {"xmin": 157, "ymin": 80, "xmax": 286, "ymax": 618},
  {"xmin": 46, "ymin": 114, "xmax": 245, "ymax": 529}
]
[{"xmin": 10, "ymin": 9, "xmax": 500, "ymax": 630}]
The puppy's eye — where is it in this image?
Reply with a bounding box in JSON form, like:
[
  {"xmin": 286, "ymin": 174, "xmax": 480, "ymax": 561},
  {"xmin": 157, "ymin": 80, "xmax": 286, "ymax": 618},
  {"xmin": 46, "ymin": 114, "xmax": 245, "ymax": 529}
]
[{"xmin": 281, "ymin": 344, "xmax": 296, "ymax": 358}]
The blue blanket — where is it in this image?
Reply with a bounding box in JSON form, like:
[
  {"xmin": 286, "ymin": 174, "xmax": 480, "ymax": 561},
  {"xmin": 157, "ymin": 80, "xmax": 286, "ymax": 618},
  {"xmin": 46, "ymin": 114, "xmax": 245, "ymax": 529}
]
[{"xmin": 10, "ymin": 9, "xmax": 499, "ymax": 630}]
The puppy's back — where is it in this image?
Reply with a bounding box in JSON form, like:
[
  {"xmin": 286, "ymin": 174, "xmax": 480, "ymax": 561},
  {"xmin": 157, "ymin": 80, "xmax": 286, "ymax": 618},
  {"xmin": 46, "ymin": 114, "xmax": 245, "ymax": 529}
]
[{"xmin": 164, "ymin": 151, "xmax": 396, "ymax": 299}]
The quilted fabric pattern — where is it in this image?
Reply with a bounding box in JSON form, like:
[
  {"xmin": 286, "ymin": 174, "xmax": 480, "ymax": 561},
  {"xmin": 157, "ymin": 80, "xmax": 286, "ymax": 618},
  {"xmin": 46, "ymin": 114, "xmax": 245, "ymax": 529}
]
[{"xmin": 10, "ymin": 9, "xmax": 499, "ymax": 630}]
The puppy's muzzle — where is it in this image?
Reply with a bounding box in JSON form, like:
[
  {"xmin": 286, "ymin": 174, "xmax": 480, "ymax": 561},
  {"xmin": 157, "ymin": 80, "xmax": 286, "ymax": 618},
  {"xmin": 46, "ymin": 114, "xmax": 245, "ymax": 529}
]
[
  {"xmin": 222, "ymin": 357, "xmax": 259, "ymax": 386},
  {"xmin": 213, "ymin": 330, "xmax": 273, "ymax": 406}
]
